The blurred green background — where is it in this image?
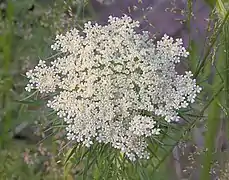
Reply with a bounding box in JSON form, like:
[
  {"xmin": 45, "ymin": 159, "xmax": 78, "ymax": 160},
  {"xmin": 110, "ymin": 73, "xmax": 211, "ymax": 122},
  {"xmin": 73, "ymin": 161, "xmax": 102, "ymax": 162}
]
[
  {"xmin": 0, "ymin": 0, "xmax": 229, "ymax": 180},
  {"xmin": 0, "ymin": 0, "xmax": 94, "ymax": 179}
]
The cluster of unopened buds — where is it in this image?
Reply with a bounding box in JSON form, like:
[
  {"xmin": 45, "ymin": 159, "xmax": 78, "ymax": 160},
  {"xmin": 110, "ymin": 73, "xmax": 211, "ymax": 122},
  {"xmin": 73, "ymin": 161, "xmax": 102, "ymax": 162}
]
[{"xmin": 25, "ymin": 15, "xmax": 201, "ymax": 161}]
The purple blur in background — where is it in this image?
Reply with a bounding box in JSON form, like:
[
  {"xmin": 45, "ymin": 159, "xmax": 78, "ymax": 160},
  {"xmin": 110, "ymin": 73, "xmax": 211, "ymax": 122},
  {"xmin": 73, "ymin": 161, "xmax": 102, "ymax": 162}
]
[{"xmin": 91, "ymin": 0, "xmax": 211, "ymax": 49}]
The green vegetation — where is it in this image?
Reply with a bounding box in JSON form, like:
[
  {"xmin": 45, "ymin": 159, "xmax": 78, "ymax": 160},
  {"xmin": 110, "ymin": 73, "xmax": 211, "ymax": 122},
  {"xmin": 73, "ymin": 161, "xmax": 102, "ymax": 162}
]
[{"xmin": 0, "ymin": 0, "xmax": 229, "ymax": 179}]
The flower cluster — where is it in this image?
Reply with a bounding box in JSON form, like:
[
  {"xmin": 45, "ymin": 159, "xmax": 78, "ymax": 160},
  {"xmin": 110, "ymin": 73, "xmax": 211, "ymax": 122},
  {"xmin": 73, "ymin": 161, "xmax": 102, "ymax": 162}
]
[{"xmin": 25, "ymin": 15, "xmax": 201, "ymax": 161}]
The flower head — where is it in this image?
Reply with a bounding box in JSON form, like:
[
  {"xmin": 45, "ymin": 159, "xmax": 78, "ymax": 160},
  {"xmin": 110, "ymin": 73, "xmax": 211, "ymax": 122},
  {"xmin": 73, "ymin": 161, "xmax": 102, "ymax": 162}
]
[{"xmin": 25, "ymin": 15, "xmax": 201, "ymax": 161}]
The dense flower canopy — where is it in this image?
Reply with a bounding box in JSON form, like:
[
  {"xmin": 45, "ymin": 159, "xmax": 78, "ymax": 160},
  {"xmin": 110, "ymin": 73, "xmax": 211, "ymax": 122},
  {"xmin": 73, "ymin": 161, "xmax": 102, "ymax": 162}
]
[{"xmin": 25, "ymin": 15, "xmax": 201, "ymax": 161}]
